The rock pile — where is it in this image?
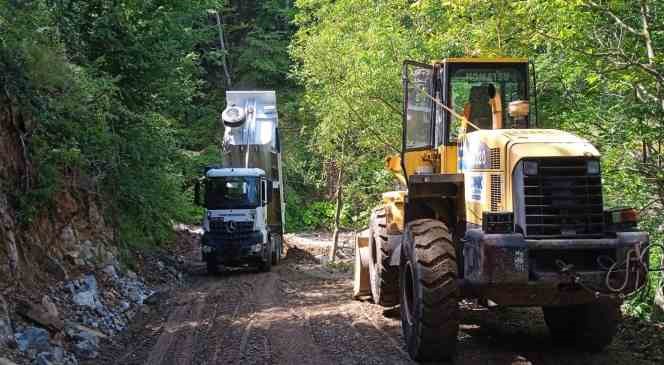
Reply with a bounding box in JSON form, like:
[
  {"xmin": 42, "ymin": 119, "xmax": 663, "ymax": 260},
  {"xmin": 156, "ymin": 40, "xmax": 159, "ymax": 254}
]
[{"xmin": 6, "ymin": 262, "xmax": 162, "ymax": 364}]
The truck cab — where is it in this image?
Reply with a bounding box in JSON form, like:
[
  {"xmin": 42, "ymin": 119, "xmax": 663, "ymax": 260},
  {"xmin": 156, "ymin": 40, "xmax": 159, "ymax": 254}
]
[{"xmin": 197, "ymin": 167, "xmax": 275, "ymax": 273}]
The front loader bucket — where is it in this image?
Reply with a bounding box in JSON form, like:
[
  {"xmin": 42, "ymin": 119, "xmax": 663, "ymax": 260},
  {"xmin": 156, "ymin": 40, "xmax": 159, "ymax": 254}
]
[{"xmin": 353, "ymin": 229, "xmax": 371, "ymax": 299}]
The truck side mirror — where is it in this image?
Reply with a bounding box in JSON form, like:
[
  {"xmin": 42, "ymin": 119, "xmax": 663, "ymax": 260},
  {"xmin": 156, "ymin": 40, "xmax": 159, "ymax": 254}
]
[
  {"xmin": 194, "ymin": 180, "xmax": 201, "ymax": 206},
  {"xmin": 262, "ymin": 179, "xmax": 268, "ymax": 205}
]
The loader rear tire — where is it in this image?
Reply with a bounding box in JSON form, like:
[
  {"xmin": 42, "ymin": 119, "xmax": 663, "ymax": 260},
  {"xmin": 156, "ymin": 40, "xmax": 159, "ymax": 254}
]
[
  {"xmin": 368, "ymin": 207, "xmax": 399, "ymax": 307},
  {"xmin": 543, "ymin": 300, "xmax": 621, "ymax": 351},
  {"xmin": 400, "ymin": 219, "xmax": 459, "ymax": 361}
]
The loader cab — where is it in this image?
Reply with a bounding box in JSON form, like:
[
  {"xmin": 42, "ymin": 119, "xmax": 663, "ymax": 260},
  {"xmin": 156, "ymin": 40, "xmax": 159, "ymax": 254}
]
[
  {"xmin": 446, "ymin": 61, "xmax": 530, "ymax": 140},
  {"xmin": 403, "ymin": 58, "xmax": 531, "ymax": 153}
]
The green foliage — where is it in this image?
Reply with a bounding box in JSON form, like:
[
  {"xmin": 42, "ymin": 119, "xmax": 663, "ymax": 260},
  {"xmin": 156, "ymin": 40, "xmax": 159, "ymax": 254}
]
[
  {"xmin": 1, "ymin": 0, "xmax": 224, "ymax": 246},
  {"xmin": 284, "ymin": 192, "xmax": 333, "ymax": 231}
]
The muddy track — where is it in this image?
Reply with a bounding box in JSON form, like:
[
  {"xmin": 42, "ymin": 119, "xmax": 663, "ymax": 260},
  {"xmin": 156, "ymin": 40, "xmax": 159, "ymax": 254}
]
[{"xmin": 92, "ymin": 242, "xmax": 662, "ymax": 365}]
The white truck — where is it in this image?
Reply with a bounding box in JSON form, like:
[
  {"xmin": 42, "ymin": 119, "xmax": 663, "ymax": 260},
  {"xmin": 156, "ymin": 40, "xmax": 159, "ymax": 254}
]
[{"xmin": 195, "ymin": 91, "xmax": 285, "ymax": 273}]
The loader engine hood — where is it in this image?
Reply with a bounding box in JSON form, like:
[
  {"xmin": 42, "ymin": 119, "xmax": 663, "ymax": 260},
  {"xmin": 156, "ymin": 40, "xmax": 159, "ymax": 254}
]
[
  {"xmin": 460, "ymin": 129, "xmax": 600, "ymax": 174},
  {"xmin": 501, "ymin": 129, "xmax": 600, "ymax": 173}
]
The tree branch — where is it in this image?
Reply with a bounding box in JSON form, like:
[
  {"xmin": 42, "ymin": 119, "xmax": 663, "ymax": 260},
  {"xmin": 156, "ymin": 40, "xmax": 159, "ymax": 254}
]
[
  {"xmin": 368, "ymin": 95, "xmax": 403, "ymax": 117},
  {"xmin": 586, "ymin": 1, "xmax": 642, "ymax": 36}
]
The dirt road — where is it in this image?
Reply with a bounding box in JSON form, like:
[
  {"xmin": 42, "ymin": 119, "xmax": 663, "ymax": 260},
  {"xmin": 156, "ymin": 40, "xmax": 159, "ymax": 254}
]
[{"xmin": 92, "ymin": 234, "xmax": 662, "ymax": 365}]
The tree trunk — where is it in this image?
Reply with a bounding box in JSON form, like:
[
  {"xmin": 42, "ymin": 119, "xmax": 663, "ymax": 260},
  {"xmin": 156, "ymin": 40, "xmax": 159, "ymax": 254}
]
[
  {"xmin": 214, "ymin": 10, "xmax": 232, "ymax": 88},
  {"xmin": 329, "ymin": 165, "xmax": 344, "ymax": 262}
]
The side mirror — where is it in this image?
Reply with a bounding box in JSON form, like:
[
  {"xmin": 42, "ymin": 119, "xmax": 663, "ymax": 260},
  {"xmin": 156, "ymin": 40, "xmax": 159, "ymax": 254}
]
[
  {"xmin": 194, "ymin": 180, "xmax": 201, "ymax": 206},
  {"xmin": 262, "ymin": 179, "xmax": 268, "ymax": 205}
]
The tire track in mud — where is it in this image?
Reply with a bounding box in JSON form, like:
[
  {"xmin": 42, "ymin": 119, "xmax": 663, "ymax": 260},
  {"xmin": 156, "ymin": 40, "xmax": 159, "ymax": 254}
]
[
  {"xmin": 95, "ymin": 237, "xmax": 664, "ymax": 365},
  {"xmin": 280, "ymin": 266, "xmax": 413, "ymax": 365}
]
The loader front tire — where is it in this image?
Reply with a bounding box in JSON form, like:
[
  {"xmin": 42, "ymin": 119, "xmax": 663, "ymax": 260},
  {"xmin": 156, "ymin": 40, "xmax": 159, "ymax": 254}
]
[
  {"xmin": 400, "ymin": 219, "xmax": 459, "ymax": 361},
  {"xmin": 368, "ymin": 207, "xmax": 399, "ymax": 307},
  {"xmin": 542, "ymin": 300, "xmax": 621, "ymax": 351}
]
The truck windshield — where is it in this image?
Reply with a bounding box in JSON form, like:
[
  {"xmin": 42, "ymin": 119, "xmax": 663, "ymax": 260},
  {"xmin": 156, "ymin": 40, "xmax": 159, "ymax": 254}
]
[{"xmin": 205, "ymin": 177, "xmax": 259, "ymax": 209}]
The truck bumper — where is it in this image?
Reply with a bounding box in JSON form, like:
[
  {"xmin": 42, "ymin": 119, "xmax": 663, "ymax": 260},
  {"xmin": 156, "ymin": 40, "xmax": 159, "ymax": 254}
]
[
  {"xmin": 201, "ymin": 231, "xmax": 267, "ymax": 265},
  {"xmin": 461, "ymin": 230, "xmax": 649, "ymax": 306}
]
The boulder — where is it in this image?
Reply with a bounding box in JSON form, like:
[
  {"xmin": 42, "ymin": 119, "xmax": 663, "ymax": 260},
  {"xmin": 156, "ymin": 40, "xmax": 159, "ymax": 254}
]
[
  {"xmin": 71, "ymin": 274, "xmax": 100, "ymax": 308},
  {"xmin": 0, "ymin": 357, "xmax": 18, "ymax": 365},
  {"xmin": 78, "ymin": 241, "xmax": 97, "ymax": 267},
  {"xmin": 119, "ymin": 301, "xmax": 130, "ymax": 312},
  {"xmin": 81, "ymin": 275, "xmax": 97, "ymax": 292},
  {"xmin": 101, "ymin": 265, "xmax": 118, "ymax": 280},
  {"xmin": 59, "ymin": 226, "xmax": 77, "ymax": 249},
  {"xmin": 72, "ymin": 291, "xmax": 96, "ymax": 308},
  {"xmin": 15, "ymin": 299, "xmax": 64, "ymax": 331},
  {"xmin": 68, "ymin": 325, "xmax": 101, "ymax": 360},
  {"xmin": 44, "ymin": 256, "xmax": 68, "ymax": 282},
  {"xmin": 41, "ymin": 297, "xmax": 58, "ymax": 320},
  {"xmin": 125, "ymin": 270, "xmax": 138, "ymax": 280},
  {"xmin": 33, "ymin": 352, "xmax": 54, "ymax": 365},
  {"xmin": 15, "ymin": 327, "xmax": 50, "ymax": 355}
]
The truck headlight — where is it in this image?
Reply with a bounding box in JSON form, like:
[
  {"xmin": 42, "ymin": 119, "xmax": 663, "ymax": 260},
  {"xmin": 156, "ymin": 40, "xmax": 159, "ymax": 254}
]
[
  {"xmin": 587, "ymin": 160, "xmax": 600, "ymax": 175},
  {"xmin": 252, "ymin": 243, "xmax": 263, "ymax": 252},
  {"xmin": 523, "ymin": 161, "xmax": 538, "ymax": 176}
]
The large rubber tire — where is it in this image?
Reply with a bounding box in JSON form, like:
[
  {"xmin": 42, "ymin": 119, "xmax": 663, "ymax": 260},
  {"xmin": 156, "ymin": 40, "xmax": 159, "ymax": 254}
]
[
  {"xmin": 206, "ymin": 256, "xmax": 220, "ymax": 275},
  {"xmin": 542, "ymin": 300, "xmax": 621, "ymax": 351},
  {"xmin": 271, "ymin": 234, "xmax": 281, "ymax": 266},
  {"xmin": 368, "ymin": 207, "xmax": 399, "ymax": 306},
  {"xmin": 400, "ymin": 219, "xmax": 459, "ymax": 361},
  {"xmin": 259, "ymin": 239, "xmax": 273, "ymax": 272}
]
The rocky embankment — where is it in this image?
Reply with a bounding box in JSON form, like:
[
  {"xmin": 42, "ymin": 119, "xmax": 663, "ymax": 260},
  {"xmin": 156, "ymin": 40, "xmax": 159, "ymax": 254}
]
[{"xmin": 0, "ymin": 228, "xmax": 191, "ymax": 365}]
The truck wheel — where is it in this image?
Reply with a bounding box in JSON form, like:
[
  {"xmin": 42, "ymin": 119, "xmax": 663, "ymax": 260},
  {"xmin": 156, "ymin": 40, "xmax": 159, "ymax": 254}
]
[
  {"xmin": 542, "ymin": 300, "xmax": 621, "ymax": 351},
  {"xmin": 400, "ymin": 219, "xmax": 459, "ymax": 361},
  {"xmin": 368, "ymin": 207, "xmax": 399, "ymax": 306},
  {"xmin": 259, "ymin": 239, "xmax": 273, "ymax": 272},
  {"xmin": 271, "ymin": 234, "xmax": 281, "ymax": 266},
  {"xmin": 206, "ymin": 257, "xmax": 220, "ymax": 275}
]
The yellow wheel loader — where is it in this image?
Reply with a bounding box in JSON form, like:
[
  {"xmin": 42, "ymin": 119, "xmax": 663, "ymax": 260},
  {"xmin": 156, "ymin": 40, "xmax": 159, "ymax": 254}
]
[{"xmin": 353, "ymin": 58, "xmax": 650, "ymax": 361}]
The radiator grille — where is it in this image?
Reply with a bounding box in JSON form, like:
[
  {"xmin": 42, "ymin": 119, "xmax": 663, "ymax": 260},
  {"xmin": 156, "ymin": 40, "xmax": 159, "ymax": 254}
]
[
  {"xmin": 490, "ymin": 175, "xmax": 502, "ymax": 212},
  {"xmin": 490, "ymin": 148, "xmax": 501, "ymax": 169},
  {"xmin": 522, "ymin": 158, "xmax": 604, "ymax": 237},
  {"xmin": 210, "ymin": 220, "xmax": 254, "ymax": 234}
]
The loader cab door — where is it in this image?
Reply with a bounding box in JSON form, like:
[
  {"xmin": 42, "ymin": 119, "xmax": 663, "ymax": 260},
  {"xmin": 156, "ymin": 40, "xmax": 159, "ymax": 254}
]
[{"xmin": 402, "ymin": 61, "xmax": 435, "ymax": 178}]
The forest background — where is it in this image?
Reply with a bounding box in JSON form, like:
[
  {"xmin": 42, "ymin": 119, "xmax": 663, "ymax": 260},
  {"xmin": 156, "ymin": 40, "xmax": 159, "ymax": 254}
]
[{"xmin": 1, "ymin": 0, "xmax": 662, "ymax": 318}]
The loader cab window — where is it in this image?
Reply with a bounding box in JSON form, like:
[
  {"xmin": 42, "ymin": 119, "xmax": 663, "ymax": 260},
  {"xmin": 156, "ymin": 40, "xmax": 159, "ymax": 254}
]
[{"xmin": 447, "ymin": 65, "xmax": 527, "ymax": 140}]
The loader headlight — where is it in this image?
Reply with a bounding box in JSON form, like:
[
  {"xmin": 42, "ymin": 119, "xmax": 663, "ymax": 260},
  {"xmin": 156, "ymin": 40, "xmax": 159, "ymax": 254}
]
[
  {"xmin": 523, "ymin": 161, "xmax": 538, "ymax": 176},
  {"xmin": 586, "ymin": 160, "xmax": 600, "ymax": 175},
  {"xmin": 482, "ymin": 212, "xmax": 514, "ymax": 234}
]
